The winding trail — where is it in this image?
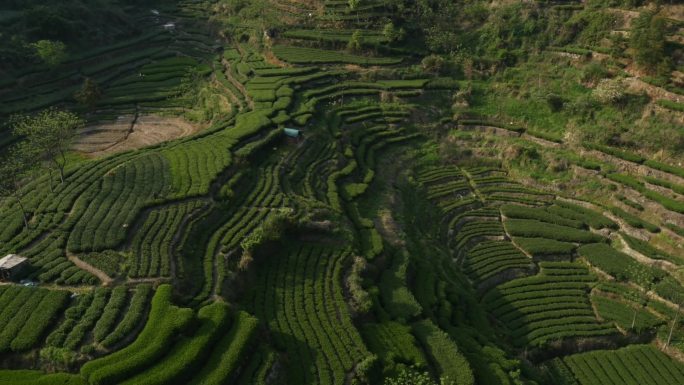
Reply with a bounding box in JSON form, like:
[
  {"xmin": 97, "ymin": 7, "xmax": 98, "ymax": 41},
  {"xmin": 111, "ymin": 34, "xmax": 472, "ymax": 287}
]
[
  {"xmin": 613, "ymin": 233, "xmax": 679, "ymax": 273},
  {"xmin": 67, "ymin": 252, "xmax": 113, "ymax": 285}
]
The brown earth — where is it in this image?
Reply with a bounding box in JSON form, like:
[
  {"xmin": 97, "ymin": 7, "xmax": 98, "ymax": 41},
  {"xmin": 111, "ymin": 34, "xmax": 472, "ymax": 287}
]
[
  {"xmin": 73, "ymin": 114, "xmax": 201, "ymax": 157},
  {"xmin": 66, "ymin": 252, "xmax": 113, "ymax": 285}
]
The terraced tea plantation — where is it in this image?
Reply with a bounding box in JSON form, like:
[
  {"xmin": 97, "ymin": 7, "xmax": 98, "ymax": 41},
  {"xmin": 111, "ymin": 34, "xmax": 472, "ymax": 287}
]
[{"xmin": 0, "ymin": 0, "xmax": 683, "ymax": 384}]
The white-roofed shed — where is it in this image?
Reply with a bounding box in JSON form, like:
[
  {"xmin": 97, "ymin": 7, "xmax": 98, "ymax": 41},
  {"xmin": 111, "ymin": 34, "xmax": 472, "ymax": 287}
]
[{"xmin": 0, "ymin": 254, "xmax": 28, "ymax": 280}]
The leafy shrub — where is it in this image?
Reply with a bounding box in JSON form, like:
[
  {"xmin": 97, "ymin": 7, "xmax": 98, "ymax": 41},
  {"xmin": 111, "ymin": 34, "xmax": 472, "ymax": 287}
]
[
  {"xmin": 656, "ymin": 99, "xmax": 684, "ymax": 112},
  {"xmin": 549, "ymin": 201, "xmax": 617, "ymax": 230},
  {"xmin": 0, "ymin": 370, "xmax": 85, "ymax": 385},
  {"xmin": 505, "ymin": 219, "xmax": 605, "ymax": 243},
  {"xmin": 608, "ymin": 206, "xmax": 660, "ymax": 233},
  {"xmin": 10, "ymin": 290, "xmax": 70, "ymax": 352},
  {"xmin": 0, "ymin": 289, "xmax": 48, "ymax": 352},
  {"xmin": 615, "ymin": 194, "xmax": 643, "ymax": 211},
  {"xmin": 592, "ymin": 78, "xmax": 625, "ymax": 104},
  {"xmin": 412, "ymin": 320, "xmax": 474, "ymax": 385},
  {"xmin": 93, "ymin": 287, "xmax": 128, "ymax": 343},
  {"xmin": 501, "ymin": 204, "xmax": 584, "ymax": 229},
  {"xmin": 380, "ymin": 251, "xmax": 422, "ymax": 321},
  {"xmin": 592, "ymin": 295, "xmax": 662, "ymax": 332},
  {"xmin": 63, "ymin": 288, "xmax": 110, "ymax": 350},
  {"xmin": 100, "ymin": 284, "xmax": 152, "ymax": 348},
  {"xmin": 362, "ymin": 321, "xmax": 427, "ymax": 368},
  {"xmin": 187, "ymin": 311, "xmax": 259, "ymax": 385},
  {"xmin": 514, "ymin": 237, "xmax": 576, "ymax": 257},
  {"xmin": 643, "ymin": 176, "xmax": 684, "ymax": 195},
  {"xmin": 546, "ymin": 93, "xmax": 565, "ymax": 112},
  {"xmin": 564, "ymin": 345, "xmax": 684, "ymax": 385},
  {"xmin": 644, "ymin": 160, "xmax": 684, "ymax": 179},
  {"xmin": 81, "ymin": 285, "xmax": 193, "ymax": 385},
  {"xmin": 272, "ymin": 45, "xmax": 401, "ymax": 65},
  {"xmin": 347, "ymin": 256, "xmax": 373, "ymax": 314},
  {"xmin": 578, "ymin": 243, "xmax": 663, "ymax": 283},
  {"xmin": 119, "ymin": 302, "xmax": 231, "ymax": 385}
]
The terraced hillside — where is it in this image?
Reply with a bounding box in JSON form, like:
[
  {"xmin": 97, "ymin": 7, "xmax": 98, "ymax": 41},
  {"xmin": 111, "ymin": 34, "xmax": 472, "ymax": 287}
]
[{"xmin": 0, "ymin": 0, "xmax": 682, "ymax": 384}]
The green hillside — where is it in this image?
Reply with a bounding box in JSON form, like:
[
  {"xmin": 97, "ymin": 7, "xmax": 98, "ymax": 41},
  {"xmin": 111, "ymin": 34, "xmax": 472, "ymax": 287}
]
[{"xmin": 0, "ymin": 0, "xmax": 682, "ymax": 384}]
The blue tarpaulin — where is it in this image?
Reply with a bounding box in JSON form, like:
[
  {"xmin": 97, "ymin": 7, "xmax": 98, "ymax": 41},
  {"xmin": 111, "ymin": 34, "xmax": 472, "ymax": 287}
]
[{"xmin": 284, "ymin": 128, "xmax": 300, "ymax": 137}]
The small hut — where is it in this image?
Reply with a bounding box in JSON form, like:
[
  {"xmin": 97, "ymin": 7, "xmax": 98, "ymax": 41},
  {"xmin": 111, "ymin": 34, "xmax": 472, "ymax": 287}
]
[
  {"xmin": 0, "ymin": 254, "xmax": 28, "ymax": 281},
  {"xmin": 283, "ymin": 128, "xmax": 300, "ymax": 138}
]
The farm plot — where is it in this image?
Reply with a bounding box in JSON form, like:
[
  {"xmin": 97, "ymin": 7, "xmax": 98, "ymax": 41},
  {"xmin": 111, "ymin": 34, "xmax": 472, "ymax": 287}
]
[
  {"xmin": 282, "ymin": 29, "xmax": 387, "ymax": 45},
  {"xmin": 185, "ymin": 157, "xmax": 289, "ymax": 306},
  {"xmin": 591, "ymin": 294, "xmax": 664, "ymax": 332},
  {"xmin": 483, "ymin": 262, "xmax": 616, "ymax": 346},
  {"xmin": 129, "ymin": 200, "xmax": 205, "ymax": 278},
  {"xmin": 73, "ymin": 115, "xmax": 200, "ymax": 157},
  {"xmin": 463, "ymin": 241, "xmax": 533, "ymax": 283},
  {"xmin": 0, "ymin": 286, "xmax": 70, "ymax": 353},
  {"xmin": 77, "ymin": 284, "xmax": 259, "ymax": 385},
  {"xmin": 44, "ymin": 285, "xmax": 153, "ymax": 355},
  {"xmin": 272, "ymin": 45, "xmax": 402, "ymax": 65},
  {"xmin": 562, "ymin": 345, "xmax": 684, "ymax": 385},
  {"xmin": 248, "ymin": 243, "xmax": 371, "ymax": 385},
  {"xmin": 504, "ymin": 219, "xmax": 605, "ymax": 244},
  {"xmin": 67, "ymin": 153, "xmax": 171, "ymax": 252}
]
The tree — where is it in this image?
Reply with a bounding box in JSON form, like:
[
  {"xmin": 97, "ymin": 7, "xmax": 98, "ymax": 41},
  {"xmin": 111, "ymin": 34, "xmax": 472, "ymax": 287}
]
[
  {"xmin": 238, "ymin": 208, "xmax": 294, "ymax": 270},
  {"xmin": 663, "ymin": 288, "xmax": 683, "ymax": 348},
  {"xmin": 592, "ymin": 78, "xmax": 625, "ymax": 105},
  {"xmin": 421, "ymin": 55, "xmax": 445, "ymax": 75},
  {"xmin": 31, "ymin": 40, "xmax": 67, "ymax": 67},
  {"xmin": 626, "ymin": 263, "xmax": 655, "ymax": 331},
  {"xmin": 546, "ymin": 93, "xmax": 565, "ymax": 112},
  {"xmin": 385, "ymin": 366, "xmax": 449, "ymax": 385},
  {"xmin": 630, "ymin": 11, "xmax": 669, "ymax": 75},
  {"xmin": 348, "ymin": 0, "xmax": 361, "ymax": 22},
  {"xmin": 383, "ymin": 22, "xmax": 398, "ymax": 42},
  {"xmin": 347, "ymin": 30, "xmax": 363, "ymax": 52},
  {"xmin": 74, "ymin": 78, "xmax": 102, "ymax": 109},
  {"xmin": 0, "ymin": 144, "xmax": 38, "ymax": 229},
  {"xmin": 12, "ymin": 108, "xmax": 84, "ymax": 187}
]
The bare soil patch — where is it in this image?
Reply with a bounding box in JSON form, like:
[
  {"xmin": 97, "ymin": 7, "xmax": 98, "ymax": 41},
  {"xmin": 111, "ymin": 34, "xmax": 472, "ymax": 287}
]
[
  {"xmin": 73, "ymin": 114, "xmax": 200, "ymax": 157},
  {"xmin": 67, "ymin": 252, "xmax": 113, "ymax": 285}
]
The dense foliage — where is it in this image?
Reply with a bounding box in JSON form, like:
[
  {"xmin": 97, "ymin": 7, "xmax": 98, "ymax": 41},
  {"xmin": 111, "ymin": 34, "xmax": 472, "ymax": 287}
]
[{"xmin": 0, "ymin": 1, "xmax": 682, "ymax": 385}]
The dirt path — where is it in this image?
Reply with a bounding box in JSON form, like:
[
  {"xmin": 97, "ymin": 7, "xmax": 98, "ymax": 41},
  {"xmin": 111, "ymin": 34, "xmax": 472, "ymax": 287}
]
[
  {"xmin": 212, "ymin": 76, "xmax": 242, "ymax": 108},
  {"xmin": 67, "ymin": 253, "xmax": 113, "ymax": 285},
  {"xmin": 460, "ymin": 168, "xmax": 486, "ymax": 203},
  {"xmin": 590, "ymin": 170, "xmax": 684, "ymax": 229},
  {"xmin": 222, "ymin": 59, "xmax": 255, "ymax": 110},
  {"xmin": 126, "ymin": 277, "xmax": 167, "ymax": 284},
  {"xmin": 374, "ymin": 209, "xmax": 405, "ymax": 248},
  {"xmin": 500, "ymin": 213, "xmax": 535, "ymax": 259},
  {"xmin": 1, "ymin": 281, "xmax": 98, "ymax": 293},
  {"xmin": 555, "ymin": 197, "xmax": 654, "ymax": 239},
  {"xmin": 602, "ymin": 210, "xmax": 650, "ymax": 240},
  {"xmin": 614, "ymin": 233, "xmax": 678, "ymax": 272}
]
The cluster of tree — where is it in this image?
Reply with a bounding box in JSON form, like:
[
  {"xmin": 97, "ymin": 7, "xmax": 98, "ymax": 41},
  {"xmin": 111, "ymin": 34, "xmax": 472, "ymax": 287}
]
[
  {"xmin": 630, "ymin": 10, "xmax": 671, "ymax": 76},
  {"xmin": 0, "ymin": 108, "xmax": 83, "ymax": 227},
  {"xmin": 0, "ymin": 0, "xmax": 145, "ymax": 70},
  {"xmin": 379, "ymin": 1, "xmax": 674, "ymax": 80}
]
